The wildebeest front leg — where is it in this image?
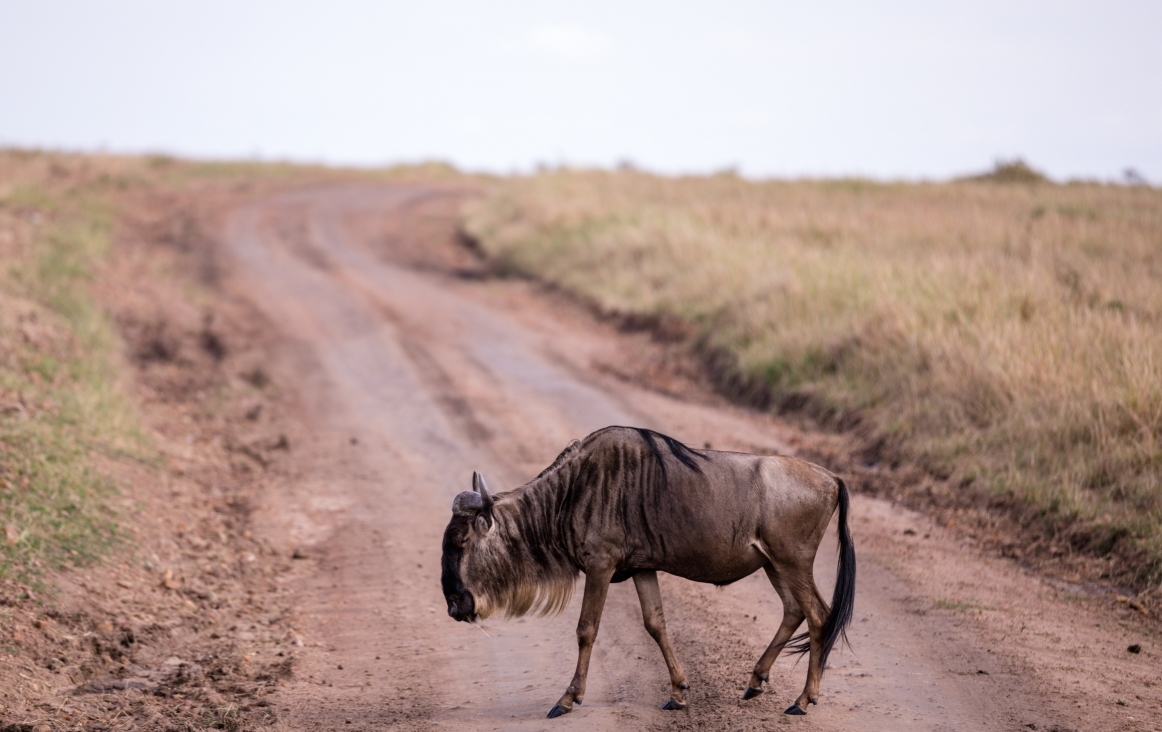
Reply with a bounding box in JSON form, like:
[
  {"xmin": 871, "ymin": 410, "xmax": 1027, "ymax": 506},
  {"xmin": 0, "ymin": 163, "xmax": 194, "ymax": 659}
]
[
  {"xmin": 632, "ymin": 571, "xmax": 689, "ymax": 710},
  {"xmin": 547, "ymin": 566, "xmax": 614, "ymax": 719}
]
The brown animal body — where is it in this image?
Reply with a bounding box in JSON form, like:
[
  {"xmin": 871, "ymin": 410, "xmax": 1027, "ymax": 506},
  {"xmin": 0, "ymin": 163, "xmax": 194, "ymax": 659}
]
[{"xmin": 440, "ymin": 426, "xmax": 855, "ymax": 718}]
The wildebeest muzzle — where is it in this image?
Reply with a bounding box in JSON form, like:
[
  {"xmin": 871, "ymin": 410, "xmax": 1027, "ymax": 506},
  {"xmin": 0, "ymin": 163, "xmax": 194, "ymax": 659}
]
[{"xmin": 446, "ymin": 592, "xmax": 476, "ymax": 622}]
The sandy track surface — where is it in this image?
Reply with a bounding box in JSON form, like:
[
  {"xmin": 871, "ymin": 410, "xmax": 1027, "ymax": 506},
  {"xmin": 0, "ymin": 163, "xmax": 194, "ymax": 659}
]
[{"xmin": 218, "ymin": 185, "xmax": 1161, "ymax": 731}]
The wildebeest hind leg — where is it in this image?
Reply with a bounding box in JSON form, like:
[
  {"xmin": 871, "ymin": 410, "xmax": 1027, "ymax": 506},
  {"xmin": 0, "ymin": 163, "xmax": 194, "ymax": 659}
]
[
  {"xmin": 743, "ymin": 565, "xmax": 804, "ymax": 700},
  {"xmin": 787, "ymin": 573, "xmax": 828, "ymax": 715},
  {"xmin": 632, "ymin": 570, "xmax": 689, "ymax": 710},
  {"xmin": 548, "ymin": 565, "xmax": 614, "ymax": 719}
]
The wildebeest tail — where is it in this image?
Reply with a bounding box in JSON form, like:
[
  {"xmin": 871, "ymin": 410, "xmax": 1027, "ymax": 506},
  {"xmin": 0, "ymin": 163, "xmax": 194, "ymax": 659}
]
[{"xmin": 787, "ymin": 476, "xmax": 856, "ymax": 671}]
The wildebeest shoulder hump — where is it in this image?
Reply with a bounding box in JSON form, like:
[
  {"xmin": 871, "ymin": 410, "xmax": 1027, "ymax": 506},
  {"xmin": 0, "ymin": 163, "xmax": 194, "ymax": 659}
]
[{"xmin": 532, "ymin": 439, "xmax": 583, "ymax": 482}]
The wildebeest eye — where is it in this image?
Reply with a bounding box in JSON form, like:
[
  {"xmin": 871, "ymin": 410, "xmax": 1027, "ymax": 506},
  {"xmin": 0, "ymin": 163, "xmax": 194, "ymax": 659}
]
[
  {"xmin": 452, "ymin": 526, "xmax": 469, "ymax": 548},
  {"xmin": 474, "ymin": 513, "xmax": 492, "ymax": 533}
]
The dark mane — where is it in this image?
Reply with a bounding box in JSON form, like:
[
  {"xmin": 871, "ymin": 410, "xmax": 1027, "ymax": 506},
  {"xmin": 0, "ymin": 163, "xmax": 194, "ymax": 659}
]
[
  {"xmin": 632, "ymin": 427, "xmax": 707, "ymax": 490},
  {"xmin": 531, "ymin": 439, "xmax": 582, "ymax": 482},
  {"xmin": 454, "ymin": 428, "xmax": 707, "ymax": 620}
]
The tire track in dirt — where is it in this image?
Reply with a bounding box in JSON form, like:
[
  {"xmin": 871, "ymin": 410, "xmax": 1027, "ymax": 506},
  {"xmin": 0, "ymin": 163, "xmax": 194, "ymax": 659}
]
[{"xmin": 220, "ymin": 185, "xmax": 1160, "ymax": 731}]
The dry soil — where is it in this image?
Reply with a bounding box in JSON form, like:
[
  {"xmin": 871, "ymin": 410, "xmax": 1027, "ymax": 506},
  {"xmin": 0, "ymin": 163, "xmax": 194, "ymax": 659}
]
[{"xmin": 209, "ymin": 185, "xmax": 1161, "ymax": 731}]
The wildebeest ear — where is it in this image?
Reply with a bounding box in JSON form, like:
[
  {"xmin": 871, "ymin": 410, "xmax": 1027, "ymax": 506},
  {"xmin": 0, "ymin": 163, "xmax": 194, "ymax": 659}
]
[
  {"xmin": 472, "ymin": 471, "xmax": 494, "ymax": 511},
  {"xmin": 452, "ymin": 490, "xmax": 483, "ymax": 516},
  {"xmin": 475, "ymin": 512, "xmax": 493, "ymax": 532}
]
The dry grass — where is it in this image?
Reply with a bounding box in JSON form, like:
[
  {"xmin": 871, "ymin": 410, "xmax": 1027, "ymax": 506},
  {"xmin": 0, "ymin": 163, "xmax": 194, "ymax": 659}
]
[{"xmin": 462, "ymin": 169, "xmax": 1162, "ymax": 586}]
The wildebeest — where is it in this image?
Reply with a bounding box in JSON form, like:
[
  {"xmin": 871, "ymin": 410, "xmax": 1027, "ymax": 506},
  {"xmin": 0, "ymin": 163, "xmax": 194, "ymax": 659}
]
[{"xmin": 441, "ymin": 426, "xmax": 855, "ymax": 718}]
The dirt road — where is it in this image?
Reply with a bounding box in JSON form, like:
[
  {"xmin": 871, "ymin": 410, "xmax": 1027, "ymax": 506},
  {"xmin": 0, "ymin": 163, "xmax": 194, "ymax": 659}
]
[{"xmin": 219, "ymin": 185, "xmax": 1161, "ymax": 731}]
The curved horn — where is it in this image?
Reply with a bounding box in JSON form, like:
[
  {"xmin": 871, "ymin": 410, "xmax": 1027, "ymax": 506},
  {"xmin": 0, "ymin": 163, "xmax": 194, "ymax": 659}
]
[
  {"xmin": 472, "ymin": 471, "xmax": 494, "ymax": 510},
  {"xmin": 452, "ymin": 490, "xmax": 483, "ymax": 516}
]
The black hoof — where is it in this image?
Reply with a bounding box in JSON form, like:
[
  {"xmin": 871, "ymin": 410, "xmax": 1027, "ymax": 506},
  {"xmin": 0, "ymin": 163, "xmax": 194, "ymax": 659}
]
[
  {"xmin": 742, "ymin": 686, "xmax": 763, "ymax": 700},
  {"xmin": 547, "ymin": 704, "xmax": 571, "ymax": 719},
  {"xmin": 661, "ymin": 699, "xmax": 686, "ymax": 711},
  {"xmin": 784, "ymin": 703, "xmax": 807, "ymax": 715}
]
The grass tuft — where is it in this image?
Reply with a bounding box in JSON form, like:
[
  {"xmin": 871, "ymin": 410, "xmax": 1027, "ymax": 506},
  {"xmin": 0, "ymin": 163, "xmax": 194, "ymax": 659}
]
[{"xmin": 934, "ymin": 599, "xmax": 986, "ymax": 612}]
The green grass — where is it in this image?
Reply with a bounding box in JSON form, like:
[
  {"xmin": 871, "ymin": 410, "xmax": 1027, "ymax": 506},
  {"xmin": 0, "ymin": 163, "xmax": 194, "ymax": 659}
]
[{"xmin": 0, "ymin": 184, "xmax": 145, "ymax": 581}]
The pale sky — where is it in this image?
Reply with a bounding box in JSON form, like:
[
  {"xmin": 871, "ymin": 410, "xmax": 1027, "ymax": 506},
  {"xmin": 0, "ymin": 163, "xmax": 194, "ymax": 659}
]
[{"xmin": 2, "ymin": 1, "xmax": 1160, "ymax": 181}]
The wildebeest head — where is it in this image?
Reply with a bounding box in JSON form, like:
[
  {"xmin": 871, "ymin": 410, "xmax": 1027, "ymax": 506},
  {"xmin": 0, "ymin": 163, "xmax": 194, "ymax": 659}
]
[{"xmin": 441, "ymin": 471, "xmax": 494, "ymax": 622}]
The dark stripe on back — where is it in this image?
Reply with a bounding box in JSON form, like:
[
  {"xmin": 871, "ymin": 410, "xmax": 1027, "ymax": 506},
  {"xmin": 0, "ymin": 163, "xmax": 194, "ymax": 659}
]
[{"xmin": 633, "ymin": 427, "xmax": 706, "ymax": 489}]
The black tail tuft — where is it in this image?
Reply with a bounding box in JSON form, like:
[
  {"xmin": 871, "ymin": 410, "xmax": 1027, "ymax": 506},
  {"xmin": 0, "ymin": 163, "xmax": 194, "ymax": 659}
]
[{"xmin": 786, "ymin": 477, "xmax": 856, "ymax": 671}]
